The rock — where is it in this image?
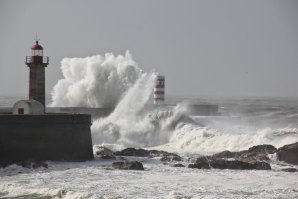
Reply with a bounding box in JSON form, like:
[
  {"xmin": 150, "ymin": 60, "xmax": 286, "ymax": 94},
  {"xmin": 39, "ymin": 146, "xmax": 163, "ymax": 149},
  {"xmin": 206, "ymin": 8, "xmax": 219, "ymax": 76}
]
[
  {"xmin": 20, "ymin": 159, "xmax": 35, "ymax": 168},
  {"xmin": 247, "ymin": 145, "xmax": 277, "ymax": 154},
  {"xmin": 112, "ymin": 161, "xmax": 144, "ymax": 170},
  {"xmin": 236, "ymin": 144, "xmax": 277, "ymax": 164},
  {"xmin": 95, "ymin": 146, "xmax": 114, "ymax": 156},
  {"xmin": 32, "ymin": 162, "xmax": 48, "ymax": 169},
  {"xmin": 188, "ymin": 164, "xmax": 199, "ymax": 169},
  {"xmin": 277, "ymin": 142, "xmax": 298, "ymax": 165},
  {"xmin": 212, "ymin": 150, "xmax": 236, "ymax": 159},
  {"xmin": 114, "ymin": 148, "xmax": 182, "ymax": 162},
  {"xmin": 114, "ymin": 148, "xmax": 149, "ymax": 157},
  {"xmin": 211, "ymin": 144, "xmax": 277, "ymax": 164},
  {"xmin": 173, "ymin": 163, "xmax": 185, "ymax": 167},
  {"xmin": 149, "ymin": 150, "xmax": 182, "ymax": 162},
  {"xmin": 210, "ymin": 159, "xmax": 255, "ymax": 170},
  {"xmin": 101, "ymin": 155, "xmax": 116, "ymax": 160},
  {"xmin": 190, "ymin": 156, "xmax": 211, "ymax": 169},
  {"xmin": 190, "ymin": 156, "xmax": 271, "ymax": 170},
  {"xmin": 281, "ymin": 168, "xmax": 298, "ymax": 172},
  {"xmin": 252, "ymin": 161, "xmax": 271, "ymax": 170},
  {"xmin": 160, "ymin": 154, "xmax": 182, "ymax": 162}
]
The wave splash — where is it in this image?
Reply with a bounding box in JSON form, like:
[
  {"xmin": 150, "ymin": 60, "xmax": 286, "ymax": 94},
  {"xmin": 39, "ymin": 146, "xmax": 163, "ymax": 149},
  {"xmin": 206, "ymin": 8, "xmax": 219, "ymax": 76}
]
[
  {"xmin": 50, "ymin": 51, "xmax": 142, "ymax": 108},
  {"xmin": 50, "ymin": 51, "xmax": 298, "ymax": 154}
]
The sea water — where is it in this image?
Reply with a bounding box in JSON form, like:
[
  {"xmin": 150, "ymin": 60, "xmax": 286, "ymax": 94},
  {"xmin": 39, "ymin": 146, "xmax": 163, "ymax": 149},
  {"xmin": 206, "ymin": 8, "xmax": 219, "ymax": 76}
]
[{"xmin": 1, "ymin": 52, "xmax": 298, "ymax": 198}]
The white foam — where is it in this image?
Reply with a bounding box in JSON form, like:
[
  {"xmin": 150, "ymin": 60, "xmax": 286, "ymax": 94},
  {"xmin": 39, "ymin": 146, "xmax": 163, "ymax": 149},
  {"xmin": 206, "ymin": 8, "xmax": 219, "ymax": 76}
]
[
  {"xmin": 1, "ymin": 160, "xmax": 298, "ymax": 198},
  {"xmin": 50, "ymin": 51, "xmax": 143, "ymax": 108},
  {"xmin": 50, "ymin": 51, "xmax": 298, "ymax": 155}
]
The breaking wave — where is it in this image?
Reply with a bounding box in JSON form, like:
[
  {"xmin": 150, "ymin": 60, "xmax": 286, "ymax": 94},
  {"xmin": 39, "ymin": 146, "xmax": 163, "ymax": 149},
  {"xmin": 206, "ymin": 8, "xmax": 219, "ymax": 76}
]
[
  {"xmin": 50, "ymin": 51, "xmax": 298, "ymax": 155},
  {"xmin": 50, "ymin": 51, "xmax": 143, "ymax": 108}
]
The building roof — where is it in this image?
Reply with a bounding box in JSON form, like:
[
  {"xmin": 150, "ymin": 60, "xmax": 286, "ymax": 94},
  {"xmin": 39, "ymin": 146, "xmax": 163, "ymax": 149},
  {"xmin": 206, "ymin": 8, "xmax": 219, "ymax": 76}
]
[{"xmin": 31, "ymin": 41, "xmax": 43, "ymax": 50}]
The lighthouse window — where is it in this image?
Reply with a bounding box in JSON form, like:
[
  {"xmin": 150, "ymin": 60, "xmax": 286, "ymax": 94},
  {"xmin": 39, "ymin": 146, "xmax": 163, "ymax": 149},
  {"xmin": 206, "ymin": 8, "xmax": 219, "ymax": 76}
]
[{"xmin": 32, "ymin": 49, "xmax": 43, "ymax": 56}]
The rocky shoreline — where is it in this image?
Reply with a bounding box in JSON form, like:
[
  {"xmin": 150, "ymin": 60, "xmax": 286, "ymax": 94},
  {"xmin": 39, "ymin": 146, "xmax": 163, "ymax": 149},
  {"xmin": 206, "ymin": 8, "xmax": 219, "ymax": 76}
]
[
  {"xmin": 98, "ymin": 142, "xmax": 298, "ymax": 172},
  {"xmin": 1, "ymin": 142, "xmax": 297, "ymax": 172}
]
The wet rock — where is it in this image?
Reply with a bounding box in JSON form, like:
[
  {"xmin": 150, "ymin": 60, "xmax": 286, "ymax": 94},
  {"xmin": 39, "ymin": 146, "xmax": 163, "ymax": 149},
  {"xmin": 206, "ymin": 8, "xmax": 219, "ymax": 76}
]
[
  {"xmin": 32, "ymin": 162, "xmax": 48, "ymax": 169},
  {"xmin": 173, "ymin": 163, "xmax": 185, "ymax": 167},
  {"xmin": 277, "ymin": 142, "xmax": 298, "ymax": 165},
  {"xmin": 236, "ymin": 145, "xmax": 277, "ymax": 164},
  {"xmin": 281, "ymin": 168, "xmax": 298, "ymax": 172},
  {"xmin": 246, "ymin": 145, "xmax": 277, "ymax": 154},
  {"xmin": 190, "ymin": 157, "xmax": 211, "ymax": 169},
  {"xmin": 19, "ymin": 159, "xmax": 35, "ymax": 168},
  {"xmin": 210, "ymin": 159, "xmax": 256, "ymax": 170},
  {"xmin": 112, "ymin": 161, "xmax": 144, "ymax": 170},
  {"xmin": 114, "ymin": 148, "xmax": 149, "ymax": 157},
  {"xmin": 95, "ymin": 146, "xmax": 114, "ymax": 156},
  {"xmin": 211, "ymin": 144, "xmax": 276, "ymax": 164},
  {"xmin": 160, "ymin": 154, "xmax": 182, "ymax": 162},
  {"xmin": 212, "ymin": 150, "xmax": 236, "ymax": 159},
  {"xmin": 191, "ymin": 157, "xmax": 271, "ymax": 170},
  {"xmin": 251, "ymin": 161, "xmax": 271, "ymax": 170},
  {"xmin": 114, "ymin": 148, "xmax": 182, "ymax": 162},
  {"xmin": 101, "ymin": 155, "xmax": 116, "ymax": 160}
]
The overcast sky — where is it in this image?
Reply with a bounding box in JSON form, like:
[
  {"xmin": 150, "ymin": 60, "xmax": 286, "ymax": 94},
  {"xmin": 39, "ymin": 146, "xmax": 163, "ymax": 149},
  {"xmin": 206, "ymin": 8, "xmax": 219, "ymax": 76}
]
[{"xmin": 0, "ymin": 0, "xmax": 297, "ymax": 97}]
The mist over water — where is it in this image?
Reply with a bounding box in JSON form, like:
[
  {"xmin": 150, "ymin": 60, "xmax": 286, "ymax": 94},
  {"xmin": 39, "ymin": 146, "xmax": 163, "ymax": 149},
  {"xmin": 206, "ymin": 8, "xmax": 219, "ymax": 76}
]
[{"xmin": 49, "ymin": 52, "xmax": 298, "ymax": 154}]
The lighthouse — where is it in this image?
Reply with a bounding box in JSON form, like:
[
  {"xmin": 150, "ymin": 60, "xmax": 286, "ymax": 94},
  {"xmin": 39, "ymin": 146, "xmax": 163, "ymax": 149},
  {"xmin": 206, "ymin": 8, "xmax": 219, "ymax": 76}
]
[
  {"xmin": 154, "ymin": 75, "xmax": 165, "ymax": 105},
  {"xmin": 25, "ymin": 40, "xmax": 49, "ymax": 108}
]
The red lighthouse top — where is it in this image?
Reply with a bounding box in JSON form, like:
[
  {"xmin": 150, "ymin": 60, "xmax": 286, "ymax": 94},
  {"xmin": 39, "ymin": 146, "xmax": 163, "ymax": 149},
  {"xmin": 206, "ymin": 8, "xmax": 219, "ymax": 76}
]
[
  {"xmin": 26, "ymin": 40, "xmax": 49, "ymax": 65},
  {"xmin": 31, "ymin": 41, "xmax": 43, "ymax": 50}
]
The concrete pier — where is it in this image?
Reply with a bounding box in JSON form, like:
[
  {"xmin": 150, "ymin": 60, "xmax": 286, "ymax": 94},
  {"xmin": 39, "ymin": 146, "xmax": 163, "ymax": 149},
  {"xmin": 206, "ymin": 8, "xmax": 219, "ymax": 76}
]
[{"xmin": 0, "ymin": 114, "xmax": 94, "ymax": 162}]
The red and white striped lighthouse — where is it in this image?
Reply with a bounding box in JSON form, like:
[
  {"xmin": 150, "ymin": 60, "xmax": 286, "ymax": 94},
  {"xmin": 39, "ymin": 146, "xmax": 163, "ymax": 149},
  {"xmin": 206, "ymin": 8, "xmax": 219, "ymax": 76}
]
[
  {"xmin": 25, "ymin": 40, "xmax": 49, "ymax": 108},
  {"xmin": 154, "ymin": 75, "xmax": 165, "ymax": 105}
]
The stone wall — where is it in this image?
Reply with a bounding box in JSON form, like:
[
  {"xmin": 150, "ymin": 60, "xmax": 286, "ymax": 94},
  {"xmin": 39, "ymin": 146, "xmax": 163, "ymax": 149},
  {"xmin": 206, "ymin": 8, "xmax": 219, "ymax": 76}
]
[{"xmin": 0, "ymin": 114, "xmax": 94, "ymax": 162}]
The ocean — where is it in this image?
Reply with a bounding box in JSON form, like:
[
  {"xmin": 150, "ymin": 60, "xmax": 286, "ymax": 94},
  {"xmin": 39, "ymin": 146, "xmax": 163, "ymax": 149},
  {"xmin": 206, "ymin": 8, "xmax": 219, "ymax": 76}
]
[
  {"xmin": 1, "ymin": 95, "xmax": 298, "ymax": 199},
  {"xmin": 1, "ymin": 53, "xmax": 298, "ymax": 198}
]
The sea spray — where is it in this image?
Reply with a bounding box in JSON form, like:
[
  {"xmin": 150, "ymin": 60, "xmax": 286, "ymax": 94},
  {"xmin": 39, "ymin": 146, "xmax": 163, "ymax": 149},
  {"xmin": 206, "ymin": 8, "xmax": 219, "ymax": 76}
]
[
  {"xmin": 91, "ymin": 73, "xmax": 167, "ymax": 147},
  {"xmin": 50, "ymin": 51, "xmax": 298, "ymax": 154},
  {"xmin": 50, "ymin": 51, "xmax": 142, "ymax": 107}
]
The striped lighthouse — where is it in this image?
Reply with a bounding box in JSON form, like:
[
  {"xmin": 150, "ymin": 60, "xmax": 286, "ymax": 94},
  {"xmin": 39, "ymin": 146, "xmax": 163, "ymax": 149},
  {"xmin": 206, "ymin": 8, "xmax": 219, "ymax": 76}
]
[{"xmin": 154, "ymin": 75, "xmax": 165, "ymax": 105}]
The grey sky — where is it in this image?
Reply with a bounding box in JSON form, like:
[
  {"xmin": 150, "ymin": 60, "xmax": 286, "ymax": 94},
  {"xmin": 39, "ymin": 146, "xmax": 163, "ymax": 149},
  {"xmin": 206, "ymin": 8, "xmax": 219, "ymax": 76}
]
[{"xmin": 0, "ymin": 0, "xmax": 297, "ymax": 97}]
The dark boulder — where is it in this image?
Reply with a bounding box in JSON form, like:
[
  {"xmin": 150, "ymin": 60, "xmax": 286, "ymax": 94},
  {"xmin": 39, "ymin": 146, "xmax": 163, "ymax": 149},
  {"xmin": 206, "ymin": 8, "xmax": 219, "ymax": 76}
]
[
  {"xmin": 101, "ymin": 155, "xmax": 116, "ymax": 160},
  {"xmin": 189, "ymin": 156, "xmax": 211, "ymax": 169},
  {"xmin": 95, "ymin": 146, "xmax": 114, "ymax": 156},
  {"xmin": 160, "ymin": 154, "xmax": 182, "ymax": 162},
  {"xmin": 211, "ymin": 144, "xmax": 277, "ymax": 164},
  {"xmin": 149, "ymin": 150, "xmax": 182, "ymax": 161},
  {"xmin": 173, "ymin": 163, "xmax": 185, "ymax": 167},
  {"xmin": 112, "ymin": 161, "xmax": 144, "ymax": 170},
  {"xmin": 281, "ymin": 168, "xmax": 298, "ymax": 172},
  {"xmin": 114, "ymin": 148, "xmax": 182, "ymax": 162},
  {"xmin": 247, "ymin": 144, "xmax": 277, "ymax": 154},
  {"xmin": 277, "ymin": 142, "xmax": 298, "ymax": 165},
  {"xmin": 114, "ymin": 148, "xmax": 149, "ymax": 157},
  {"xmin": 210, "ymin": 159, "xmax": 255, "ymax": 170},
  {"xmin": 252, "ymin": 161, "xmax": 271, "ymax": 170},
  {"xmin": 32, "ymin": 162, "xmax": 48, "ymax": 169},
  {"xmin": 190, "ymin": 156, "xmax": 271, "ymax": 170},
  {"xmin": 212, "ymin": 150, "xmax": 236, "ymax": 159}
]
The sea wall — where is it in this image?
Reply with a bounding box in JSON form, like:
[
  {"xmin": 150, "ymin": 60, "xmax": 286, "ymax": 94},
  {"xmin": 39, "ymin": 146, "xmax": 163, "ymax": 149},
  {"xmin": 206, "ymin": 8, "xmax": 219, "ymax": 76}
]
[
  {"xmin": 0, "ymin": 114, "xmax": 94, "ymax": 162},
  {"xmin": 47, "ymin": 107, "xmax": 114, "ymax": 119}
]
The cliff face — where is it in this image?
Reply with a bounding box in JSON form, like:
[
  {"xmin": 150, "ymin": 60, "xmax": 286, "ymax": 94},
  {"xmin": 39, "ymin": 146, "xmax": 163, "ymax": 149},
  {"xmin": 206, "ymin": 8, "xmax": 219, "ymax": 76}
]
[{"xmin": 0, "ymin": 114, "xmax": 94, "ymax": 163}]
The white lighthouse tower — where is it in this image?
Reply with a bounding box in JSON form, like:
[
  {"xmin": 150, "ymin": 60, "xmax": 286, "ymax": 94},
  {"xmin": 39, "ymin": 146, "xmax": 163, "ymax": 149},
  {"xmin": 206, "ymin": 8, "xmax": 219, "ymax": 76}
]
[{"xmin": 154, "ymin": 75, "xmax": 165, "ymax": 105}]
